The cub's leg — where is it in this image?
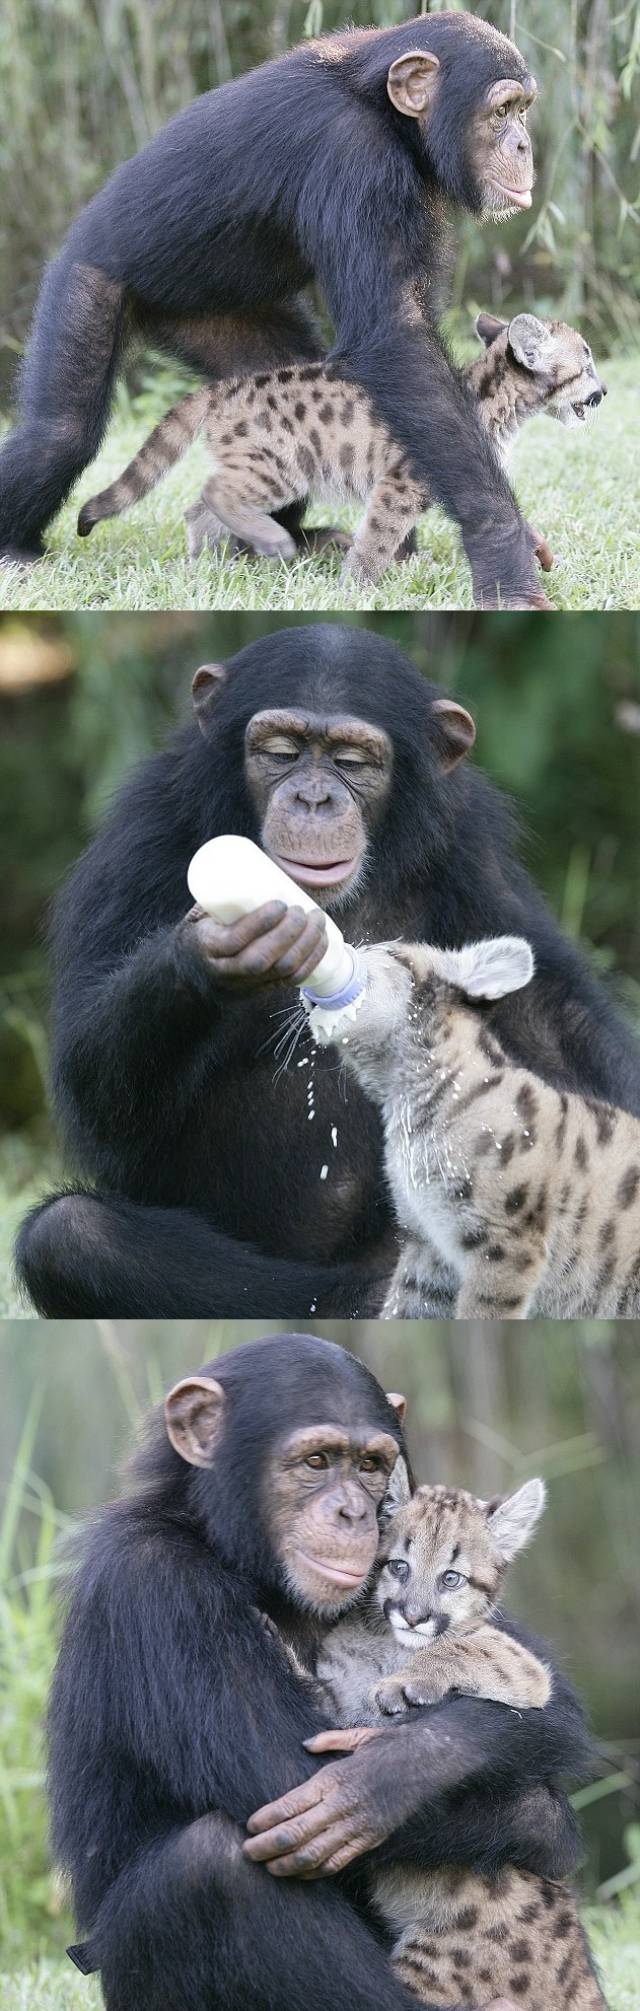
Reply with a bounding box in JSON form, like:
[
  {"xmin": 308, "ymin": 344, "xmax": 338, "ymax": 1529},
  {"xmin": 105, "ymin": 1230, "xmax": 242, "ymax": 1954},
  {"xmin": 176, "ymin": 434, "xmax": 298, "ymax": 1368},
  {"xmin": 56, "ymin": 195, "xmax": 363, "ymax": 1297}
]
[
  {"xmin": 381, "ymin": 1237, "xmax": 457, "ymax": 1319},
  {"xmin": 392, "ymin": 1868, "xmax": 607, "ymax": 2010},
  {"xmin": 342, "ymin": 475, "xmax": 423, "ymax": 586},
  {"xmin": 454, "ymin": 1238, "xmax": 547, "ymax": 1321},
  {"xmin": 374, "ymin": 1628, "xmax": 551, "ymax": 1718},
  {"xmin": 185, "ymin": 489, "xmax": 240, "ymax": 559},
  {"xmin": 195, "ymin": 475, "xmax": 297, "ymax": 561}
]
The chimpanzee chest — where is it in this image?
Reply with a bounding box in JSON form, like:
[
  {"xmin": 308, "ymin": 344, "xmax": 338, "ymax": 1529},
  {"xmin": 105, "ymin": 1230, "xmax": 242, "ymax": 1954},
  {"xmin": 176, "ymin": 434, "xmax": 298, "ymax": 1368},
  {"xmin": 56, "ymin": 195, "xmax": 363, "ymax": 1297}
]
[{"xmin": 144, "ymin": 1026, "xmax": 390, "ymax": 1262}]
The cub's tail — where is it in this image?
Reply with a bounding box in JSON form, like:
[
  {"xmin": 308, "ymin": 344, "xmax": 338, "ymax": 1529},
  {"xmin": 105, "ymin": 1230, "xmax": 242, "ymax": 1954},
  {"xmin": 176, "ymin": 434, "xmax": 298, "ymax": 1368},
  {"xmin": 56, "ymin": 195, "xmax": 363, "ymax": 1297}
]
[{"xmin": 77, "ymin": 386, "xmax": 210, "ymax": 535}]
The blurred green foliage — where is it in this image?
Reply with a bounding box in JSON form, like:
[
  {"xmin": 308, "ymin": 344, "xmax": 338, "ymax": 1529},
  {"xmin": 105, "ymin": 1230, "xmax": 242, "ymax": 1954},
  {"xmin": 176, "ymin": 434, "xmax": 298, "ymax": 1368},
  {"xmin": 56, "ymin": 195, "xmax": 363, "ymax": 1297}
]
[{"xmin": 1, "ymin": 0, "xmax": 639, "ymax": 413}]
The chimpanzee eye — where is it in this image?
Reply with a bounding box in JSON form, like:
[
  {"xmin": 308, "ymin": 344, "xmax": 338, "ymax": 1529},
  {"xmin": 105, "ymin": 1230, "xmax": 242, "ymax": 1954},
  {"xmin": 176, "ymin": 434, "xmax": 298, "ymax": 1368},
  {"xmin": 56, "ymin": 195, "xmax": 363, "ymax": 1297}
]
[
  {"xmin": 359, "ymin": 1453, "xmax": 382, "ymax": 1472},
  {"xmin": 305, "ymin": 1452, "xmax": 329, "ymax": 1470},
  {"xmin": 496, "ymin": 103, "xmax": 509, "ymax": 118},
  {"xmin": 261, "ymin": 737, "xmax": 299, "ymax": 760},
  {"xmin": 439, "ymin": 1569, "xmax": 464, "ymax": 1589},
  {"xmin": 387, "ymin": 1558, "xmax": 410, "ymax": 1582}
]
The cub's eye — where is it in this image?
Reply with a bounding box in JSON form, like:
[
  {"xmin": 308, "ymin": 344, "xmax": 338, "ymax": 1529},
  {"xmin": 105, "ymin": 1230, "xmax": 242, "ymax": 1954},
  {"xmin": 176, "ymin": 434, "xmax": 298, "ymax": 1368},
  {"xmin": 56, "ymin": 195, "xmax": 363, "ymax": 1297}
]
[
  {"xmin": 439, "ymin": 1569, "xmax": 464, "ymax": 1590},
  {"xmin": 387, "ymin": 1559, "xmax": 410, "ymax": 1582},
  {"xmin": 305, "ymin": 1452, "xmax": 329, "ymax": 1470}
]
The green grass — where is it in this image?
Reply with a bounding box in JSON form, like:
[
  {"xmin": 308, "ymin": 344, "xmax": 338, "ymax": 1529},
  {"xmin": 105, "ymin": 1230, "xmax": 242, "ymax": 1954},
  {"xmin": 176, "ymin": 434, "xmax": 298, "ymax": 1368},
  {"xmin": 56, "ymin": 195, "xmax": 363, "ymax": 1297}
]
[
  {"xmin": 3, "ymin": 1905, "xmax": 639, "ymax": 2009},
  {"xmin": 1, "ymin": 360, "xmax": 638, "ymax": 611}
]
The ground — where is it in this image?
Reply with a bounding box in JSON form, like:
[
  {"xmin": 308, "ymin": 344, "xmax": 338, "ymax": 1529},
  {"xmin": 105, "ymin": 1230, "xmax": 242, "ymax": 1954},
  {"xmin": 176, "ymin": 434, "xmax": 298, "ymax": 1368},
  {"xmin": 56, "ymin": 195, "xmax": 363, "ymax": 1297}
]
[
  {"xmin": 3, "ymin": 1904, "xmax": 640, "ymax": 2009},
  {"xmin": 0, "ymin": 359, "xmax": 637, "ymax": 613}
]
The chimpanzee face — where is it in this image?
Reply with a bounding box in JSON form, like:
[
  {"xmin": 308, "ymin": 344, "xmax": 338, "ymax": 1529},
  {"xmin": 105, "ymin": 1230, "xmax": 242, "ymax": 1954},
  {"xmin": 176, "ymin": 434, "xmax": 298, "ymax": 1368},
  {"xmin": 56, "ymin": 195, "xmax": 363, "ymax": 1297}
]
[
  {"xmin": 163, "ymin": 1371, "xmax": 407, "ymax": 1620},
  {"xmin": 263, "ymin": 1424, "xmax": 402, "ymax": 1616},
  {"xmin": 243, "ymin": 709, "xmax": 393, "ymax": 909},
  {"xmin": 469, "ymin": 80, "xmax": 537, "ymax": 219}
]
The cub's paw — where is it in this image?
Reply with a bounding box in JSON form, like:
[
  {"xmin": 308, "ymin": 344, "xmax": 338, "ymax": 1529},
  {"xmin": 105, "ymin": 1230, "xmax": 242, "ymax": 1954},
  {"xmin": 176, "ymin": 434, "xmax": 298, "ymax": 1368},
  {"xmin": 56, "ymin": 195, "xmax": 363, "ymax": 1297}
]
[
  {"xmin": 398, "ymin": 1676, "xmax": 438, "ymax": 1709},
  {"xmin": 372, "ymin": 1676, "xmax": 411, "ymax": 1717}
]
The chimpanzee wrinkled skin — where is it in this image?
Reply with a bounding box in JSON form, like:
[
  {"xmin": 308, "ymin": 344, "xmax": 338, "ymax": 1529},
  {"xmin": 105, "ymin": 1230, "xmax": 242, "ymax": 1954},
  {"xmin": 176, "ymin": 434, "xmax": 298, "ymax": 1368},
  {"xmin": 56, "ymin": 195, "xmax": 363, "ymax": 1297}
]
[
  {"xmin": 16, "ymin": 625, "xmax": 640, "ymax": 1320},
  {"xmin": 50, "ymin": 1334, "xmax": 591, "ymax": 2011},
  {"xmin": 0, "ymin": 14, "xmax": 546, "ymax": 602}
]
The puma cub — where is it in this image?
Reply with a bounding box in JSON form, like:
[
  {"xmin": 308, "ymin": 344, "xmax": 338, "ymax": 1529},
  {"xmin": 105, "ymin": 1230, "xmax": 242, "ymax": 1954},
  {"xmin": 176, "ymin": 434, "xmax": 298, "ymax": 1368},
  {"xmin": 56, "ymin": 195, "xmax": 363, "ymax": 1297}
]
[
  {"xmin": 319, "ymin": 936, "xmax": 640, "ymax": 1320},
  {"xmin": 78, "ymin": 313, "xmax": 605, "ymax": 584},
  {"xmin": 314, "ymin": 1475, "xmax": 606, "ymax": 2011}
]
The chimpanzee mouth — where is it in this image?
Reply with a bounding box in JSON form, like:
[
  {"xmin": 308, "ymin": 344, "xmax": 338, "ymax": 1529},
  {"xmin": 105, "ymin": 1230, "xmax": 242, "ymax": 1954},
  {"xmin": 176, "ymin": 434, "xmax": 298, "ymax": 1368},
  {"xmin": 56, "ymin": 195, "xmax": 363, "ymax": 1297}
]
[
  {"xmin": 275, "ymin": 853, "xmax": 359, "ymax": 889},
  {"xmin": 296, "ymin": 1549, "xmax": 367, "ymax": 1588},
  {"xmin": 490, "ymin": 180, "xmax": 533, "ymax": 211}
]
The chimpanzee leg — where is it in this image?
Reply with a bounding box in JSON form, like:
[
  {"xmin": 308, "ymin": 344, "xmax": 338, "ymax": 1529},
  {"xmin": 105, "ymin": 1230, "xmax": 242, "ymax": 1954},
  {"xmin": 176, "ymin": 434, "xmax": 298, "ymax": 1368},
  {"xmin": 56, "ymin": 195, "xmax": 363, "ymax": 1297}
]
[
  {"xmin": 93, "ymin": 1812, "xmax": 428, "ymax": 2011},
  {"xmin": 15, "ymin": 1191, "xmax": 381, "ymax": 1319},
  {"xmin": 0, "ymin": 254, "xmax": 126, "ymax": 559}
]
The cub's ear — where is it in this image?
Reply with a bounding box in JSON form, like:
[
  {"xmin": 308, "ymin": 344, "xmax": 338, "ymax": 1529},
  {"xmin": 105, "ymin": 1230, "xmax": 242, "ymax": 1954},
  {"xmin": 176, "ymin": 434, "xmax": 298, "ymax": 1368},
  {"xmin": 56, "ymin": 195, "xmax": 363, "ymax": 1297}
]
[
  {"xmin": 164, "ymin": 1375, "xmax": 225, "ymax": 1466},
  {"xmin": 387, "ymin": 50, "xmax": 440, "ymax": 120},
  {"xmin": 507, "ymin": 314, "xmax": 553, "ymax": 373},
  {"xmin": 379, "ymin": 1452, "xmax": 412, "ymax": 1526},
  {"xmin": 436, "ymin": 936, "xmax": 534, "ymax": 1001},
  {"xmin": 486, "ymin": 1478, "xmax": 546, "ymax": 1561},
  {"xmin": 475, "ymin": 312, "xmax": 508, "ymax": 348},
  {"xmin": 192, "ymin": 663, "xmax": 228, "ymax": 736},
  {"xmin": 430, "ymin": 698, "xmax": 476, "ymax": 773}
]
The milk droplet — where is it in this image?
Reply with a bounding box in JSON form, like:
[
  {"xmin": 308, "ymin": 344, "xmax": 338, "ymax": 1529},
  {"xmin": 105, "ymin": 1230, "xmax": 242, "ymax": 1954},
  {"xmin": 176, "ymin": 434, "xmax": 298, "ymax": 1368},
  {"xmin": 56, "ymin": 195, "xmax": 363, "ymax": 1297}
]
[
  {"xmin": 331, "ymin": 1127, "xmax": 338, "ymax": 1148},
  {"xmin": 320, "ymin": 1164, "xmax": 329, "ymax": 1180}
]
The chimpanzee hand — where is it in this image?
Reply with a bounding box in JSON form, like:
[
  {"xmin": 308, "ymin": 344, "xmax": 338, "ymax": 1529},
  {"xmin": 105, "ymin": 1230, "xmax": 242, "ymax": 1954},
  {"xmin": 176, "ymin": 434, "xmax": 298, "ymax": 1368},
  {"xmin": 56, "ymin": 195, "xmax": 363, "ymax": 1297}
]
[
  {"xmin": 243, "ymin": 1724, "xmax": 418, "ymax": 1878},
  {"xmin": 183, "ymin": 900, "xmax": 328, "ymax": 990}
]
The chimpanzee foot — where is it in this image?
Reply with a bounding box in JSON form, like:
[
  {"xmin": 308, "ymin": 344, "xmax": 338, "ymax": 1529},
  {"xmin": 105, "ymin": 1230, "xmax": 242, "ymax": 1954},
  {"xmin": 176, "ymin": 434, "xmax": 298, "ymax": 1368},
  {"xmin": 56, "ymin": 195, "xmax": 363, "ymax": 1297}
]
[{"xmin": 0, "ymin": 541, "xmax": 44, "ymax": 568}]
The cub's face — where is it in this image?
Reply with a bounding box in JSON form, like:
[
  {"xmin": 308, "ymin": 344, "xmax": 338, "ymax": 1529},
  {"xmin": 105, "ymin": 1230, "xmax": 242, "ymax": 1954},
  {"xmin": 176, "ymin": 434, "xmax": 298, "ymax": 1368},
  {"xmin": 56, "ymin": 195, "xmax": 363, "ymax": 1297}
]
[
  {"xmin": 375, "ymin": 1476, "xmax": 546, "ymax": 1643},
  {"xmin": 375, "ymin": 1485, "xmax": 501, "ymax": 1643},
  {"xmin": 538, "ymin": 320, "xmax": 607, "ymax": 427}
]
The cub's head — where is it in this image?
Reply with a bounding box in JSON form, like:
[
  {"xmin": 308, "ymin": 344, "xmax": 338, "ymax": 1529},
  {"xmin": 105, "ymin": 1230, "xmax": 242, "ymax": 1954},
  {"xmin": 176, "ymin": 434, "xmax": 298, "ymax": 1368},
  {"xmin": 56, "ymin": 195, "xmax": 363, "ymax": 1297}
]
[
  {"xmin": 325, "ymin": 936, "xmax": 534, "ymax": 1094},
  {"xmin": 376, "ymin": 1476, "xmax": 546, "ymax": 1642},
  {"xmin": 476, "ymin": 310, "xmax": 607, "ymax": 425}
]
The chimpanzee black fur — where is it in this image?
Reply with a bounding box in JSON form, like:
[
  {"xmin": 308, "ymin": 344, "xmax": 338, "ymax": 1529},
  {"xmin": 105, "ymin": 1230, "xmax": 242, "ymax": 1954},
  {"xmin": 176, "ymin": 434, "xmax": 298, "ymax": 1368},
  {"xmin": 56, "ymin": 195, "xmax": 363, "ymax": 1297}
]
[
  {"xmin": 0, "ymin": 14, "xmax": 544, "ymax": 602},
  {"xmin": 49, "ymin": 1333, "xmax": 591, "ymax": 2011},
  {"xmin": 16, "ymin": 624, "xmax": 640, "ymax": 1321}
]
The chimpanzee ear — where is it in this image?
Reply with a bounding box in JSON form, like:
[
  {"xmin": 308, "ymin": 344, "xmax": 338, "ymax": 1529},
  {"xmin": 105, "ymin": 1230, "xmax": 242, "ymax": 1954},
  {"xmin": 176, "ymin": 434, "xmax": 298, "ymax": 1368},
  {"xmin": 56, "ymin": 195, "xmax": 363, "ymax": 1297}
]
[
  {"xmin": 436, "ymin": 935, "xmax": 535, "ymax": 1000},
  {"xmin": 387, "ymin": 50, "xmax": 440, "ymax": 119},
  {"xmin": 164, "ymin": 1375, "xmax": 225, "ymax": 1466},
  {"xmin": 475, "ymin": 312, "xmax": 508, "ymax": 349},
  {"xmin": 192, "ymin": 664, "xmax": 228, "ymax": 736},
  {"xmin": 430, "ymin": 698, "xmax": 476, "ymax": 772},
  {"xmin": 386, "ymin": 1391, "xmax": 407, "ymax": 1428},
  {"xmin": 379, "ymin": 1452, "xmax": 412, "ymax": 1526},
  {"xmin": 507, "ymin": 314, "xmax": 553, "ymax": 373},
  {"xmin": 485, "ymin": 1478, "xmax": 546, "ymax": 1561}
]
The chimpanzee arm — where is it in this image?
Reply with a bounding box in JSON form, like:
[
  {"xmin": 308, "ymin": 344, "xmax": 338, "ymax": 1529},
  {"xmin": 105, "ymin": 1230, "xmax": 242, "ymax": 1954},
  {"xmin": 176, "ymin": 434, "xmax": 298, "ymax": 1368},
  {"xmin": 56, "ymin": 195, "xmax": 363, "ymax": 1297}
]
[
  {"xmin": 246, "ymin": 1631, "xmax": 593, "ymax": 1880},
  {"xmin": 301, "ymin": 117, "xmax": 544, "ymax": 607}
]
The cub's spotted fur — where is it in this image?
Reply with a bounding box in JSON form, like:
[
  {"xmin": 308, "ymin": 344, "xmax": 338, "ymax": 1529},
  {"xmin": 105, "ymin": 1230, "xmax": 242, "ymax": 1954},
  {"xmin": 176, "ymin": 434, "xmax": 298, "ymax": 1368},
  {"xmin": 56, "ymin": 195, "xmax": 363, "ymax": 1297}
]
[
  {"xmin": 324, "ymin": 936, "xmax": 640, "ymax": 1320},
  {"xmin": 313, "ymin": 1475, "xmax": 606, "ymax": 2011},
  {"xmin": 78, "ymin": 314, "xmax": 605, "ymax": 584}
]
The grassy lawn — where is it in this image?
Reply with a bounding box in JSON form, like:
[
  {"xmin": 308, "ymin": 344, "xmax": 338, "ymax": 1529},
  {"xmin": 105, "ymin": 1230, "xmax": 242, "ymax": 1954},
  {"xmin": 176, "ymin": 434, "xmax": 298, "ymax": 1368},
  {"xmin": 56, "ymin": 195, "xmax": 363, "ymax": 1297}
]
[
  {"xmin": 3, "ymin": 1904, "xmax": 639, "ymax": 2009},
  {"xmin": 0, "ymin": 359, "xmax": 637, "ymax": 612}
]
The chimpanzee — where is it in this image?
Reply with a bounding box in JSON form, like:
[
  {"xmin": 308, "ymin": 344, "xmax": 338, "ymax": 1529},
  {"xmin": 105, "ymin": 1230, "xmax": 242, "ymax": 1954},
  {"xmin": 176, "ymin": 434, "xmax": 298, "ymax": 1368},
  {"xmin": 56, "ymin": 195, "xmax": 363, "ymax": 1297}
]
[
  {"xmin": 0, "ymin": 14, "xmax": 549, "ymax": 605},
  {"xmin": 16, "ymin": 624, "xmax": 640, "ymax": 1321},
  {"xmin": 51, "ymin": 1333, "xmax": 591, "ymax": 2011}
]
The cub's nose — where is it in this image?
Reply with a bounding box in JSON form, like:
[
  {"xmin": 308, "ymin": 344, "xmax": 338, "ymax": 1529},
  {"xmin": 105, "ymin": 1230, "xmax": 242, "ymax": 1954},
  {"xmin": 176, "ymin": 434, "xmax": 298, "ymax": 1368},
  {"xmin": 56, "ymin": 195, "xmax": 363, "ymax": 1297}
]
[{"xmin": 585, "ymin": 388, "xmax": 604, "ymax": 407}]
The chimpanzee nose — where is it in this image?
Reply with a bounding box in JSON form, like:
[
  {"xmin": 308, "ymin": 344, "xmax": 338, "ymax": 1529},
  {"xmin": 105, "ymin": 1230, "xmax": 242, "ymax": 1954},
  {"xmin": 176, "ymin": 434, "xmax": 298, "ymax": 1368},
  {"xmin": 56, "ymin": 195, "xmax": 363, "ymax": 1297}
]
[
  {"xmin": 337, "ymin": 1492, "xmax": 367, "ymax": 1524},
  {"xmin": 295, "ymin": 776, "xmax": 334, "ymax": 809}
]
